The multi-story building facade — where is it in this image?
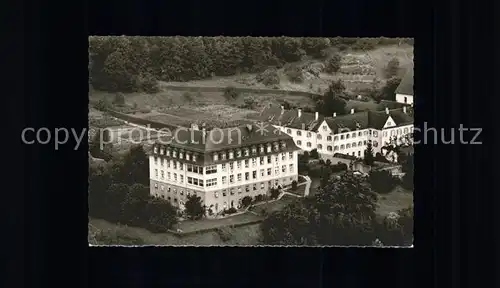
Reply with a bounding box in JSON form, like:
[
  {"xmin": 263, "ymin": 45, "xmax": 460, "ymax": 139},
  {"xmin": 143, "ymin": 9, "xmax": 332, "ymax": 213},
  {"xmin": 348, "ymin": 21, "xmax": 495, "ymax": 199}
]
[
  {"xmin": 254, "ymin": 105, "xmax": 414, "ymax": 158},
  {"xmin": 148, "ymin": 124, "xmax": 300, "ymax": 215}
]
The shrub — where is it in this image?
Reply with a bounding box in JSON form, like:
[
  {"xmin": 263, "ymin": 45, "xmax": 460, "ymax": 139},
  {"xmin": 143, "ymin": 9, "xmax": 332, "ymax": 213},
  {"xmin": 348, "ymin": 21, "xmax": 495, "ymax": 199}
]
[
  {"xmin": 291, "ymin": 180, "xmax": 298, "ymax": 191},
  {"xmin": 215, "ymin": 227, "xmax": 232, "ymax": 242},
  {"xmin": 324, "ymin": 53, "xmax": 342, "ymax": 74},
  {"xmin": 113, "ymin": 92, "xmax": 125, "ymax": 106},
  {"xmin": 284, "ymin": 64, "xmax": 304, "ymax": 83},
  {"xmin": 225, "ymin": 207, "xmax": 237, "ymax": 214},
  {"xmin": 254, "ymin": 194, "xmax": 265, "ymax": 203},
  {"xmin": 369, "ymin": 170, "xmax": 398, "ymax": 194},
  {"xmin": 241, "ymin": 196, "xmax": 253, "ymax": 208},
  {"xmin": 256, "ymin": 67, "xmax": 280, "ymax": 87},
  {"xmin": 183, "ymin": 91, "xmax": 194, "ymax": 103},
  {"xmin": 309, "ymin": 149, "xmax": 319, "ymax": 159},
  {"xmin": 223, "ymin": 86, "xmax": 239, "ymax": 100},
  {"xmin": 269, "ymin": 188, "xmax": 280, "ymax": 199}
]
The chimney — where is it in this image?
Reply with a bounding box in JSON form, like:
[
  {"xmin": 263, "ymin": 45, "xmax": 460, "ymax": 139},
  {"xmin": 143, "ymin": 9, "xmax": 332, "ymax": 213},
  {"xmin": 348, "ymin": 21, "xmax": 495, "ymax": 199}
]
[
  {"xmin": 298, "ymin": 109, "xmax": 302, "ymax": 118},
  {"xmin": 280, "ymin": 105, "xmax": 284, "ymax": 115},
  {"xmin": 350, "ymin": 108, "xmax": 354, "ymax": 114},
  {"xmin": 333, "ymin": 112, "xmax": 337, "ymax": 117},
  {"xmin": 202, "ymin": 127, "xmax": 206, "ymax": 138},
  {"xmin": 403, "ymin": 106, "xmax": 407, "ymax": 114},
  {"xmin": 385, "ymin": 107, "xmax": 390, "ymax": 114},
  {"xmin": 315, "ymin": 112, "xmax": 319, "ymax": 120}
]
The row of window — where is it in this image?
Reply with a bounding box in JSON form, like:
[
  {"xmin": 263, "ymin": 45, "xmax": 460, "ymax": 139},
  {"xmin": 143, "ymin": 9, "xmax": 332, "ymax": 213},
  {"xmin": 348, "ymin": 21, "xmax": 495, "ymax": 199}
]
[
  {"xmin": 221, "ymin": 153, "xmax": 294, "ymax": 171},
  {"xmin": 287, "ymin": 127, "xmax": 413, "ymax": 140},
  {"xmin": 214, "ymin": 178, "xmax": 293, "ymax": 198},
  {"xmin": 154, "ymin": 170, "xmax": 185, "ymax": 183},
  {"xmin": 317, "ymin": 140, "xmax": 378, "ymax": 151},
  {"xmin": 212, "ymin": 142, "xmax": 287, "ymax": 161},
  {"xmin": 153, "ymin": 158, "xmax": 186, "ymax": 170},
  {"xmin": 223, "ymin": 165, "xmax": 294, "ymax": 184},
  {"xmin": 383, "ymin": 127, "xmax": 411, "ymax": 137},
  {"xmin": 153, "ymin": 147, "xmax": 198, "ymax": 162}
]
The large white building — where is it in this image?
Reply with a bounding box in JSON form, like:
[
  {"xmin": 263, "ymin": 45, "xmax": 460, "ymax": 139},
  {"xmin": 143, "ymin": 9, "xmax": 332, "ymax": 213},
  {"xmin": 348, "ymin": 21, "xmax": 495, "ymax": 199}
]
[
  {"xmin": 395, "ymin": 66, "xmax": 414, "ymax": 105},
  {"xmin": 148, "ymin": 124, "xmax": 300, "ymax": 215},
  {"xmin": 253, "ymin": 105, "xmax": 414, "ymax": 158}
]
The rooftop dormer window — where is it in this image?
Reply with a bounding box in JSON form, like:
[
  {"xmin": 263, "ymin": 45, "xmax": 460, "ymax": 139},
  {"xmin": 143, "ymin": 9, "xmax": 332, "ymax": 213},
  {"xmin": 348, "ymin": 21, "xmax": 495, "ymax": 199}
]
[
  {"xmin": 259, "ymin": 145, "xmax": 265, "ymax": 153},
  {"xmin": 274, "ymin": 143, "xmax": 279, "ymax": 151},
  {"xmin": 213, "ymin": 153, "xmax": 219, "ymax": 161},
  {"xmin": 222, "ymin": 153, "xmax": 227, "ymax": 160},
  {"xmin": 244, "ymin": 149, "xmax": 249, "ymax": 157},
  {"xmin": 229, "ymin": 151, "xmax": 234, "ymax": 159},
  {"xmin": 160, "ymin": 148, "xmax": 165, "ymax": 155},
  {"xmin": 186, "ymin": 153, "xmax": 190, "ymax": 161},
  {"xmin": 165, "ymin": 149, "xmax": 170, "ymax": 156},
  {"xmin": 281, "ymin": 142, "xmax": 286, "ymax": 148},
  {"xmin": 251, "ymin": 147, "xmax": 257, "ymax": 154},
  {"xmin": 179, "ymin": 152, "xmax": 183, "ymax": 159},
  {"xmin": 236, "ymin": 150, "xmax": 242, "ymax": 158},
  {"xmin": 172, "ymin": 150, "xmax": 177, "ymax": 158},
  {"xmin": 192, "ymin": 154, "xmax": 197, "ymax": 162},
  {"xmin": 154, "ymin": 146, "xmax": 158, "ymax": 154},
  {"xmin": 267, "ymin": 144, "xmax": 272, "ymax": 153}
]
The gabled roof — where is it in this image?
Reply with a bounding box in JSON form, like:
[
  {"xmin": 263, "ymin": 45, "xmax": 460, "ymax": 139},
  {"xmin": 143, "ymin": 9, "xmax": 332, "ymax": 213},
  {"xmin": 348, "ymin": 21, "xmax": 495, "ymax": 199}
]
[
  {"xmin": 252, "ymin": 104, "xmax": 324, "ymax": 131},
  {"xmin": 395, "ymin": 65, "xmax": 414, "ymax": 96},
  {"xmin": 252, "ymin": 105, "xmax": 413, "ymax": 134}
]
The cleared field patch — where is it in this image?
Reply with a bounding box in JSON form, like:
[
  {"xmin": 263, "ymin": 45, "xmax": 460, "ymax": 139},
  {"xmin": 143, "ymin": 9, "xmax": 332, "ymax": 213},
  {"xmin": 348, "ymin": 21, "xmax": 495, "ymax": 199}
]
[
  {"xmin": 175, "ymin": 212, "xmax": 264, "ymax": 234},
  {"xmin": 376, "ymin": 186, "xmax": 413, "ymax": 217}
]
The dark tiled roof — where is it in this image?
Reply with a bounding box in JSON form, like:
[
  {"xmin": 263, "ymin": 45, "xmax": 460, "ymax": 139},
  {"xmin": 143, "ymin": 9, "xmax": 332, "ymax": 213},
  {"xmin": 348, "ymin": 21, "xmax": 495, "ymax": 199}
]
[
  {"xmin": 333, "ymin": 153, "xmax": 358, "ymax": 161},
  {"xmin": 154, "ymin": 124, "xmax": 298, "ymax": 153},
  {"xmin": 395, "ymin": 66, "xmax": 414, "ymax": 96},
  {"xmin": 325, "ymin": 108, "xmax": 413, "ymax": 133},
  {"xmin": 253, "ymin": 105, "xmax": 413, "ymax": 134},
  {"xmin": 253, "ymin": 105, "xmax": 324, "ymax": 131}
]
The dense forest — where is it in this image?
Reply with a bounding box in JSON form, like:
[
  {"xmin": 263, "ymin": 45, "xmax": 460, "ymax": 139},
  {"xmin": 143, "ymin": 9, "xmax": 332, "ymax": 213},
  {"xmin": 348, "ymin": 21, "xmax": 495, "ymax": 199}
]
[{"xmin": 89, "ymin": 36, "xmax": 413, "ymax": 93}]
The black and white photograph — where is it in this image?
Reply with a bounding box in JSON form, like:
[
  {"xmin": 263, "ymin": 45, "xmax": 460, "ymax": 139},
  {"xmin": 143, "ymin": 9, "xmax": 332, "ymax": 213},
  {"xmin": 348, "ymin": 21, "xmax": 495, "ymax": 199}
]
[{"xmin": 88, "ymin": 36, "xmax": 414, "ymax": 246}]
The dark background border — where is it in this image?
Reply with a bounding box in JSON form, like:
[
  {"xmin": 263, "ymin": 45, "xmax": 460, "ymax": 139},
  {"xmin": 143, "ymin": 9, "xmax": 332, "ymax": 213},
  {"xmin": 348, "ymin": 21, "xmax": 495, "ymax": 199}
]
[{"xmin": 6, "ymin": 0, "xmax": 497, "ymax": 287}]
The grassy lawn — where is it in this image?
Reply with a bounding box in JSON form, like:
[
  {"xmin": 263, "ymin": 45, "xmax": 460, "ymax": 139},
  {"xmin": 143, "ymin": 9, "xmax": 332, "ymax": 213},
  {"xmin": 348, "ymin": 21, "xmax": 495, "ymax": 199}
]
[
  {"xmin": 286, "ymin": 185, "xmax": 307, "ymax": 197},
  {"xmin": 249, "ymin": 194, "xmax": 298, "ymax": 215},
  {"xmin": 376, "ymin": 186, "xmax": 413, "ymax": 217},
  {"xmin": 89, "ymin": 217, "xmax": 263, "ymax": 246},
  {"xmin": 174, "ymin": 212, "xmax": 264, "ymax": 234}
]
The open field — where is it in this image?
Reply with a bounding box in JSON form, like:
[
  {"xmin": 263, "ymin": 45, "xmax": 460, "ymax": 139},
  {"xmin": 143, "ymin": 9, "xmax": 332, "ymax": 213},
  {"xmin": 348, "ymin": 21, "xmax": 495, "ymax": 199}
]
[
  {"xmin": 376, "ymin": 186, "xmax": 413, "ymax": 217},
  {"xmin": 89, "ymin": 218, "xmax": 262, "ymax": 246},
  {"xmin": 249, "ymin": 194, "xmax": 299, "ymax": 215},
  {"xmin": 174, "ymin": 212, "xmax": 264, "ymax": 234}
]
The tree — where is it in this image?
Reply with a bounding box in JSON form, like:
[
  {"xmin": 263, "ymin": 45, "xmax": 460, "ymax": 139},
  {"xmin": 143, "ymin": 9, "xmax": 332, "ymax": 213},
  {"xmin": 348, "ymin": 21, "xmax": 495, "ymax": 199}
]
[
  {"xmin": 324, "ymin": 53, "xmax": 342, "ymax": 73},
  {"xmin": 242, "ymin": 96, "xmax": 258, "ymax": 109},
  {"xmin": 369, "ymin": 170, "xmax": 398, "ymax": 194},
  {"xmin": 270, "ymin": 188, "xmax": 281, "ymax": 199},
  {"xmin": 376, "ymin": 205, "xmax": 413, "ymax": 246},
  {"xmin": 325, "ymin": 159, "xmax": 332, "ymax": 166},
  {"xmin": 105, "ymin": 183, "xmax": 130, "ymax": 222},
  {"xmin": 364, "ymin": 141, "xmax": 375, "ymax": 166},
  {"xmin": 261, "ymin": 172, "xmax": 379, "ymax": 245},
  {"xmin": 184, "ymin": 194, "xmax": 205, "ymax": 220},
  {"xmin": 146, "ymin": 197, "xmax": 178, "ymax": 232},
  {"xmin": 120, "ymin": 183, "xmax": 150, "ymax": 225},
  {"xmin": 380, "ymin": 77, "xmax": 402, "ymax": 101},
  {"xmin": 309, "ymin": 149, "xmax": 319, "ymax": 159},
  {"xmin": 88, "ymin": 166, "xmax": 112, "ymax": 218},
  {"xmin": 291, "ymin": 180, "xmax": 298, "ymax": 191},
  {"xmin": 317, "ymin": 80, "xmax": 347, "ymax": 116},
  {"xmin": 241, "ymin": 196, "xmax": 253, "ymax": 208},
  {"xmin": 114, "ymin": 145, "xmax": 149, "ymax": 185},
  {"xmin": 385, "ymin": 57, "xmax": 400, "ymax": 78}
]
